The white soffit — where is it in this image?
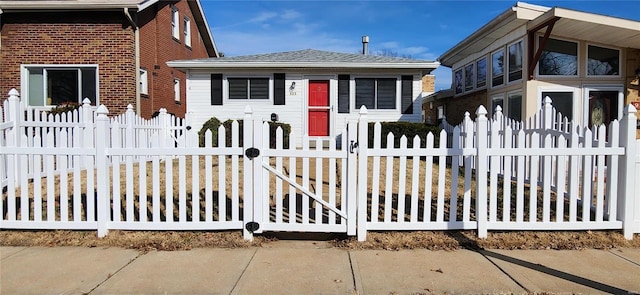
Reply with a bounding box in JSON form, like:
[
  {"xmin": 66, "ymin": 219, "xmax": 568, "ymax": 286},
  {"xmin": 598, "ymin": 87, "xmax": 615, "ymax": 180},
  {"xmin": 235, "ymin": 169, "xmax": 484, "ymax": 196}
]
[{"xmin": 529, "ymin": 7, "xmax": 640, "ymax": 48}]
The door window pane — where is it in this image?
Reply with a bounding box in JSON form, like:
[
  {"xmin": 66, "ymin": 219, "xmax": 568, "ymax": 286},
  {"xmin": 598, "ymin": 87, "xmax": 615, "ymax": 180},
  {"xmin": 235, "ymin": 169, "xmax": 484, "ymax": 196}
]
[
  {"xmin": 542, "ymin": 91, "xmax": 573, "ymax": 121},
  {"xmin": 538, "ymin": 38, "xmax": 577, "ymax": 76},
  {"xmin": 588, "ymin": 90, "xmax": 619, "ymax": 128},
  {"xmin": 588, "ymin": 45, "xmax": 619, "ymax": 76}
]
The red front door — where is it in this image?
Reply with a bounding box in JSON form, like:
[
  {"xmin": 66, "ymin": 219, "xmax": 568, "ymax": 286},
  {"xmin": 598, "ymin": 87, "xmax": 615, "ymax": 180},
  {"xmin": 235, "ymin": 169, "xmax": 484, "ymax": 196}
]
[{"xmin": 308, "ymin": 80, "xmax": 330, "ymax": 136}]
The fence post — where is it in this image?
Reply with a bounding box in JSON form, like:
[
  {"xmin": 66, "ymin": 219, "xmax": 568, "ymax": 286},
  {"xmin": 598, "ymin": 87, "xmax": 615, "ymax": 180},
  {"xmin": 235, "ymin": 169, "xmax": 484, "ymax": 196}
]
[
  {"xmin": 242, "ymin": 106, "xmax": 254, "ymax": 241},
  {"xmin": 184, "ymin": 112, "xmax": 195, "ymax": 147},
  {"xmin": 543, "ymin": 96, "xmax": 553, "ymax": 130},
  {"xmin": 475, "ymin": 105, "xmax": 489, "ymax": 238},
  {"xmin": 7, "ymin": 89, "xmax": 22, "ymax": 184},
  {"xmin": 82, "ymin": 98, "xmax": 92, "ymax": 123},
  {"xmin": 619, "ymin": 104, "xmax": 637, "ymax": 240},
  {"xmin": 157, "ymin": 108, "xmax": 170, "ymax": 147},
  {"xmin": 95, "ymin": 105, "xmax": 110, "ymax": 237},
  {"xmin": 356, "ymin": 106, "xmax": 368, "ymax": 241}
]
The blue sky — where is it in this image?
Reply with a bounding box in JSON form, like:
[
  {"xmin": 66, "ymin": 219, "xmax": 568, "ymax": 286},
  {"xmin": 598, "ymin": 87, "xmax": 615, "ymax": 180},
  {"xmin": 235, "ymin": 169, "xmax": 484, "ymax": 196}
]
[{"xmin": 200, "ymin": 1, "xmax": 639, "ymax": 91}]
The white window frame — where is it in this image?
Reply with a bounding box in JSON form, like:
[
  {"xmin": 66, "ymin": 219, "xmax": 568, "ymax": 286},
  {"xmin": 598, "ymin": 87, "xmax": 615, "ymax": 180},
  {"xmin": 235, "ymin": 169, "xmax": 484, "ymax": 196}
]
[
  {"xmin": 183, "ymin": 17, "xmax": 191, "ymax": 47},
  {"xmin": 20, "ymin": 64, "xmax": 100, "ymax": 108},
  {"xmin": 536, "ymin": 36, "xmax": 579, "ymax": 78},
  {"xmin": 223, "ymin": 74, "xmax": 273, "ymax": 104},
  {"xmin": 171, "ymin": 5, "xmax": 180, "ymax": 40},
  {"xmin": 174, "ymin": 78, "xmax": 180, "ymax": 102},
  {"xmin": 582, "ymin": 85, "xmax": 624, "ymax": 128},
  {"xmin": 586, "ymin": 43, "xmax": 621, "ymax": 77},
  {"xmin": 352, "ymin": 75, "xmax": 401, "ymax": 111},
  {"xmin": 507, "ymin": 39, "xmax": 524, "ymax": 83},
  {"xmin": 140, "ymin": 69, "xmax": 148, "ymax": 95}
]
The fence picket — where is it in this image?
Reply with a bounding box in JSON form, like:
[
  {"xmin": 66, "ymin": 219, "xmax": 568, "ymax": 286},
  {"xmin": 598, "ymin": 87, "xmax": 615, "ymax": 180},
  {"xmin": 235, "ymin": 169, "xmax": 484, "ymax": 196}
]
[
  {"xmin": 384, "ymin": 133, "xmax": 394, "ymax": 223},
  {"xmin": 450, "ymin": 127, "xmax": 460, "ymax": 222},
  {"xmin": 502, "ymin": 126, "xmax": 513, "ymax": 222},
  {"xmin": 315, "ymin": 138, "xmax": 323, "ymax": 224},
  {"xmin": 371, "ymin": 123, "xmax": 382, "ymax": 222},
  {"xmin": 556, "ymin": 135, "xmax": 567, "ymax": 222},
  {"xmin": 436, "ymin": 130, "xmax": 446, "ymax": 222},
  {"xmin": 205, "ymin": 131, "xmax": 213, "ymax": 222},
  {"xmin": 595, "ymin": 124, "xmax": 606, "ymax": 222},
  {"xmin": 582, "ymin": 129, "xmax": 593, "ymax": 222},
  {"xmin": 606, "ymin": 120, "xmax": 620, "ymax": 221},
  {"xmin": 275, "ymin": 127, "xmax": 284, "ymax": 224},
  {"xmin": 542, "ymin": 133, "xmax": 552, "ymax": 222},
  {"xmin": 328, "ymin": 132, "xmax": 337, "ymax": 225},
  {"xmin": 410, "ymin": 136, "xmax": 420, "ymax": 223},
  {"xmin": 218, "ymin": 126, "xmax": 227, "ymax": 222},
  {"xmin": 397, "ymin": 136, "xmax": 407, "ymax": 222},
  {"xmin": 59, "ymin": 130, "xmax": 69, "ymax": 222},
  {"xmin": 424, "ymin": 133, "xmax": 434, "ymax": 222}
]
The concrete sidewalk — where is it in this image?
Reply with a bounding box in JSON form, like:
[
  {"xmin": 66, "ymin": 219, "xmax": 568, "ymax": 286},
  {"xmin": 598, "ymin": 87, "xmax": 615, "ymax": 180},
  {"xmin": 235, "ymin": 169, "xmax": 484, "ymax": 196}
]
[{"xmin": 2, "ymin": 241, "xmax": 639, "ymax": 294}]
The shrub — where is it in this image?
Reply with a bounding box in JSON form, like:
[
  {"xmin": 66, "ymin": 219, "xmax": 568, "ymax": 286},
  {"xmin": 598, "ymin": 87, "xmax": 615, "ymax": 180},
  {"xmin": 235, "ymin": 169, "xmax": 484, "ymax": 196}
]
[
  {"xmin": 46, "ymin": 102, "xmax": 81, "ymax": 116},
  {"xmin": 198, "ymin": 117, "xmax": 291, "ymax": 149},
  {"xmin": 198, "ymin": 117, "xmax": 221, "ymax": 147},
  {"xmin": 367, "ymin": 121, "xmax": 442, "ymax": 148}
]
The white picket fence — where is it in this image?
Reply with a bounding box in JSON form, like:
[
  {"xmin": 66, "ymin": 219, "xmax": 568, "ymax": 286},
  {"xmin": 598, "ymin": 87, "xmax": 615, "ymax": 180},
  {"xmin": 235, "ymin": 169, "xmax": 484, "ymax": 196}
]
[{"xmin": 1, "ymin": 88, "xmax": 639, "ymax": 241}]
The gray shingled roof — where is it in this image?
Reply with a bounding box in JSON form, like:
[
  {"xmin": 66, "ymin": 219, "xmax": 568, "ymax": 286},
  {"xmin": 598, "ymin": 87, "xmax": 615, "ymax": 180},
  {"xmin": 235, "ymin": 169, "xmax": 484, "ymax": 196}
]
[{"xmin": 168, "ymin": 49, "xmax": 439, "ymax": 70}]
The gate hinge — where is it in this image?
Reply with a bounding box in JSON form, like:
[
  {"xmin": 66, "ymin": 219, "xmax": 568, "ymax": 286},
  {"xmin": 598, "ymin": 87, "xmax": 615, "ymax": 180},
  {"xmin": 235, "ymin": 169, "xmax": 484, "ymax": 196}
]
[
  {"xmin": 245, "ymin": 221, "xmax": 260, "ymax": 233},
  {"xmin": 245, "ymin": 147, "xmax": 260, "ymax": 159}
]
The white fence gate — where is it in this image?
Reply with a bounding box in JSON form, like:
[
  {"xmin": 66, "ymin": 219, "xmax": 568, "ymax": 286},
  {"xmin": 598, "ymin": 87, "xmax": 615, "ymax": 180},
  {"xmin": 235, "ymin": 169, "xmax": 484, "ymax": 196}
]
[
  {"xmin": 242, "ymin": 108, "xmax": 358, "ymax": 237},
  {"xmin": 2, "ymin": 89, "xmax": 639, "ymax": 241}
]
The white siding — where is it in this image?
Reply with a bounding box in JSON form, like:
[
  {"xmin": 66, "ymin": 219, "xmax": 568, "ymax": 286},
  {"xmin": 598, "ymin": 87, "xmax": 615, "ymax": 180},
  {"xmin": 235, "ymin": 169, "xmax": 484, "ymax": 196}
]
[{"xmin": 186, "ymin": 69, "xmax": 424, "ymax": 147}]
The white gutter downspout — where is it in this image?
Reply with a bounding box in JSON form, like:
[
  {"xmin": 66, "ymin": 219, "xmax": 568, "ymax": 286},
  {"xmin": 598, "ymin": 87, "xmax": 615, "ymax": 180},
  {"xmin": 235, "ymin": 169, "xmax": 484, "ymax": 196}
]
[{"xmin": 124, "ymin": 8, "xmax": 141, "ymax": 114}]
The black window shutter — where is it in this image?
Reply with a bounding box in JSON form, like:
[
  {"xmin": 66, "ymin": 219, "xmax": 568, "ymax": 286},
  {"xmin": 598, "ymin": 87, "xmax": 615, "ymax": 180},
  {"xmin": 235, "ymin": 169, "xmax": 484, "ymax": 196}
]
[
  {"xmin": 401, "ymin": 75, "xmax": 413, "ymax": 114},
  {"xmin": 274, "ymin": 73, "xmax": 285, "ymax": 105},
  {"xmin": 338, "ymin": 75, "xmax": 350, "ymax": 113},
  {"xmin": 211, "ymin": 74, "xmax": 223, "ymax": 105}
]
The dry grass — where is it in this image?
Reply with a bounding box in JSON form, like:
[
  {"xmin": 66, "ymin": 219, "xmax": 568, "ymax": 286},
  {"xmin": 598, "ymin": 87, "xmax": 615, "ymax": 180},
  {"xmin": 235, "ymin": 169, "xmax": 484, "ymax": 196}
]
[
  {"xmin": 333, "ymin": 231, "xmax": 640, "ymax": 251},
  {"xmin": 0, "ymin": 230, "xmax": 272, "ymax": 252}
]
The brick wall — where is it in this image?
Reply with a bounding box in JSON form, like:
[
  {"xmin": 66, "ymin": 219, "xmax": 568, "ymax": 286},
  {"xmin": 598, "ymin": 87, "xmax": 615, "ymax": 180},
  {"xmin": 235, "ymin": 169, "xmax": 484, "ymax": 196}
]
[
  {"xmin": 0, "ymin": 11, "xmax": 136, "ymax": 114},
  {"xmin": 435, "ymin": 90, "xmax": 487, "ymax": 126},
  {"xmin": 138, "ymin": 0, "xmax": 212, "ymax": 118}
]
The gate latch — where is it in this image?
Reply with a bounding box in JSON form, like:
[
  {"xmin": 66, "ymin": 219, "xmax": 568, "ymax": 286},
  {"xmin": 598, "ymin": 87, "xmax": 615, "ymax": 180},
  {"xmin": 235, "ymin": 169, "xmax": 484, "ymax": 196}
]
[
  {"xmin": 245, "ymin": 147, "xmax": 260, "ymax": 159},
  {"xmin": 349, "ymin": 141, "xmax": 359, "ymax": 154},
  {"xmin": 245, "ymin": 221, "xmax": 260, "ymax": 233}
]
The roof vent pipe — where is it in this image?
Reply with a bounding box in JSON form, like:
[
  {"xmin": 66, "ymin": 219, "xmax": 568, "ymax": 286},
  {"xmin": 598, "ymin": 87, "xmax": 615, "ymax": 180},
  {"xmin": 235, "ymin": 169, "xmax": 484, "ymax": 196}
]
[{"xmin": 362, "ymin": 35, "xmax": 369, "ymax": 55}]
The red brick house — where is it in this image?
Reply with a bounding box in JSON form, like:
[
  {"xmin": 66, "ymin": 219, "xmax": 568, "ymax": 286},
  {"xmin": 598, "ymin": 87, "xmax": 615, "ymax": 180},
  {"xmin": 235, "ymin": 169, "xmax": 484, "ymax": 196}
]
[{"xmin": 0, "ymin": 0, "xmax": 219, "ymax": 118}]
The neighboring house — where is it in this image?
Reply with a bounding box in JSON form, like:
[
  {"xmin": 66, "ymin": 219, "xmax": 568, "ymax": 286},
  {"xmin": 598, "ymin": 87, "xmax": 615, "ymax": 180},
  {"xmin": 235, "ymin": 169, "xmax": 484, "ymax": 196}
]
[
  {"xmin": 0, "ymin": 0, "xmax": 218, "ymax": 118},
  {"xmin": 424, "ymin": 2, "xmax": 640, "ymax": 130},
  {"xmin": 168, "ymin": 48, "xmax": 439, "ymax": 146}
]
